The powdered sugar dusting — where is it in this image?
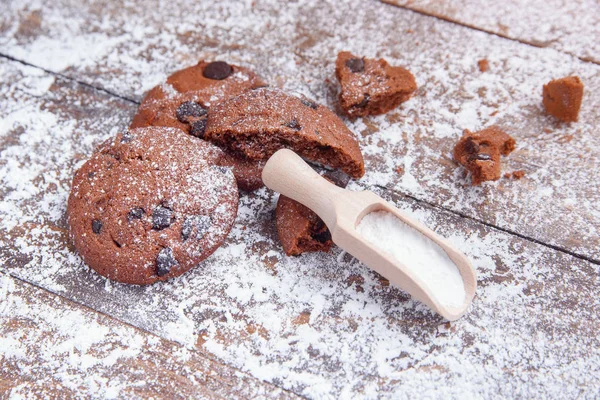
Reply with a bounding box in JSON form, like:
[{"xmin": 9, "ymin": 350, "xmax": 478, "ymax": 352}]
[
  {"xmin": 385, "ymin": 0, "xmax": 600, "ymax": 63},
  {"xmin": 1, "ymin": 0, "xmax": 600, "ymax": 398}
]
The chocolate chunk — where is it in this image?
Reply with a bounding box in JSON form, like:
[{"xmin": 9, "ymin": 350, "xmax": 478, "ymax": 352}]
[
  {"xmin": 87, "ymin": 172, "xmax": 96, "ymax": 179},
  {"xmin": 92, "ymin": 220, "xmax": 102, "ymax": 234},
  {"xmin": 301, "ymin": 99, "xmax": 319, "ymax": 110},
  {"xmin": 322, "ymin": 169, "xmax": 350, "ymax": 188},
  {"xmin": 464, "ymin": 137, "xmax": 479, "ymax": 154},
  {"xmin": 152, "ymin": 205, "xmax": 174, "ymax": 230},
  {"xmin": 181, "ymin": 215, "xmax": 212, "ymax": 241},
  {"xmin": 345, "ymin": 58, "xmax": 365, "ymax": 73},
  {"xmin": 190, "ymin": 119, "xmax": 207, "ymax": 138},
  {"xmin": 120, "ymin": 132, "xmax": 134, "ymax": 143},
  {"xmin": 156, "ymin": 247, "xmax": 178, "ymax": 276},
  {"xmin": 312, "ymin": 227, "xmax": 332, "ymax": 243},
  {"xmin": 176, "ymin": 101, "xmax": 208, "ymax": 123},
  {"xmin": 127, "ymin": 207, "xmax": 145, "ymax": 221},
  {"xmin": 285, "ymin": 119, "xmax": 301, "ymax": 131},
  {"xmin": 203, "ymin": 61, "xmax": 233, "ymax": 80},
  {"xmin": 356, "ymin": 94, "xmax": 370, "ymax": 108}
]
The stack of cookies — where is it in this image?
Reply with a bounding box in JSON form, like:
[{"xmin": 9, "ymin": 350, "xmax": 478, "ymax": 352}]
[{"xmin": 68, "ymin": 56, "xmax": 418, "ymax": 284}]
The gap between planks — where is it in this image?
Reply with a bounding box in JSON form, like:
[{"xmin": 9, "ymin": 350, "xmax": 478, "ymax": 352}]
[
  {"xmin": 0, "ymin": 272, "xmax": 305, "ymax": 400},
  {"xmin": 378, "ymin": 0, "xmax": 600, "ymax": 66},
  {"xmin": 1, "ymin": 51, "xmax": 598, "ymax": 267}
]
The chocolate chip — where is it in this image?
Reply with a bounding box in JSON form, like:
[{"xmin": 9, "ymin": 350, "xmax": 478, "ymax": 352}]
[
  {"xmin": 323, "ymin": 170, "xmax": 350, "ymax": 188},
  {"xmin": 156, "ymin": 247, "xmax": 178, "ymax": 276},
  {"xmin": 213, "ymin": 165, "xmax": 230, "ymax": 175},
  {"xmin": 357, "ymin": 94, "xmax": 370, "ymax": 108},
  {"xmin": 301, "ymin": 99, "xmax": 319, "ymax": 110},
  {"xmin": 285, "ymin": 119, "xmax": 301, "ymax": 131},
  {"xmin": 464, "ymin": 137, "xmax": 479, "ymax": 154},
  {"xmin": 87, "ymin": 172, "xmax": 96, "ymax": 179},
  {"xmin": 345, "ymin": 58, "xmax": 365, "ymax": 73},
  {"xmin": 312, "ymin": 221, "xmax": 332, "ymax": 243},
  {"xmin": 127, "ymin": 207, "xmax": 145, "ymax": 221},
  {"xmin": 92, "ymin": 220, "xmax": 102, "ymax": 234},
  {"xmin": 476, "ymin": 153, "xmax": 492, "ymax": 161},
  {"xmin": 120, "ymin": 132, "xmax": 134, "ymax": 143},
  {"xmin": 152, "ymin": 205, "xmax": 174, "ymax": 230},
  {"xmin": 181, "ymin": 215, "xmax": 211, "ymax": 241},
  {"xmin": 176, "ymin": 101, "xmax": 208, "ymax": 123},
  {"xmin": 190, "ymin": 119, "xmax": 207, "ymax": 138},
  {"xmin": 203, "ymin": 61, "xmax": 233, "ymax": 80}
]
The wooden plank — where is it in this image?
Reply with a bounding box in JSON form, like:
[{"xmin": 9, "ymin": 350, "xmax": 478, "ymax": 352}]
[
  {"xmin": 0, "ymin": 273, "xmax": 297, "ymax": 399},
  {"xmin": 382, "ymin": 0, "xmax": 600, "ymax": 64},
  {"xmin": 1, "ymin": 59, "xmax": 599, "ymax": 397},
  {"xmin": 1, "ymin": 0, "xmax": 599, "ymax": 259}
]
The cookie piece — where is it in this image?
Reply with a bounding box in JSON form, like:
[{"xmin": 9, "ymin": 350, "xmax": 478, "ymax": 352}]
[
  {"xmin": 335, "ymin": 51, "xmax": 417, "ymax": 117},
  {"xmin": 276, "ymin": 170, "xmax": 349, "ymax": 256},
  {"xmin": 453, "ymin": 127, "xmax": 516, "ymax": 185},
  {"xmin": 67, "ymin": 127, "xmax": 239, "ymax": 285},
  {"xmin": 205, "ymin": 88, "xmax": 365, "ymax": 178},
  {"xmin": 130, "ymin": 61, "xmax": 267, "ymax": 191},
  {"xmin": 542, "ymin": 76, "xmax": 584, "ymax": 122}
]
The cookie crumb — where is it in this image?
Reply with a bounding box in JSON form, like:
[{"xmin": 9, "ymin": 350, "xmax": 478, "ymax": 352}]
[
  {"xmin": 542, "ymin": 76, "xmax": 584, "ymax": 122},
  {"xmin": 478, "ymin": 59, "xmax": 489, "ymax": 72}
]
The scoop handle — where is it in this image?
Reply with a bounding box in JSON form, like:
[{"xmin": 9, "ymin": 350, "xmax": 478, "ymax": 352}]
[{"xmin": 262, "ymin": 149, "xmax": 344, "ymax": 227}]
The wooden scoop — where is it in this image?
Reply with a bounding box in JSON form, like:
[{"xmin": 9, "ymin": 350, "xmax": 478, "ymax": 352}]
[{"xmin": 262, "ymin": 149, "xmax": 476, "ymax": 321}]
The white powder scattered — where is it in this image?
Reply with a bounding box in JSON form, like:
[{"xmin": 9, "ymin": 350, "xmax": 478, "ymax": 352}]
[{"xmin": 357, "ymin": 211, "xmax": 466, "ymax": 308}]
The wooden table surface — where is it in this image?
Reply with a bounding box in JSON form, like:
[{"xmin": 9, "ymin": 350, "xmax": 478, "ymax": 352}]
[{"xmin": 1, "ymin": 0, "xmax": 599, "ymax": 398}]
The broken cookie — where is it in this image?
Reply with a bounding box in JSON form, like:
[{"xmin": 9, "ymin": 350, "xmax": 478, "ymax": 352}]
[
  {"xmin": 335, "ymin": 51, "xmax": 417, "ymax": 117},
  {"xmin": 205, "ymin": 88, "xmax": 365, "ymax": 178},
  {"xmin": 276, "ymin": 170, "xmax": 349, "ymax": 256},
  {"xmin": 453, "ymin": 127, "xmax": 516, "ymax": 185}
]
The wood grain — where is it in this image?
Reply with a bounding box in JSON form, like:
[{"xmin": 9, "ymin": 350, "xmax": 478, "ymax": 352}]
[
  {"xmin": 0, "ymin": 273, "xmax": 297, "ymax": 399},
  {"xmin": 382, "ymin": 0, "xmax": 600, "ymax": 64},
  {"xmin": 1, "ymin": 0, "xmax": 600, "ymax": 397}
]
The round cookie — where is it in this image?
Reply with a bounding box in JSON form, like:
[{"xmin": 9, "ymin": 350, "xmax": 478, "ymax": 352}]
[
  {"xmin": 205, "ymin": 88, "xmax": 365, "ymax": 179},
  {"xmin": 67, "ymin": 127, "xmax": 239, "ymax": 285},
  {"xmin": 130, "ymin": 60, "xmax": 267, "ymax": 191}
]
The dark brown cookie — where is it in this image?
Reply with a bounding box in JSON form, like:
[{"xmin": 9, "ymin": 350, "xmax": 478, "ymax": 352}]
[
  {"xmin": 335, "ymin": 51, "xmax": 417, "ymax": 117},
  {"xmin": 276, "ymin": 170, "xmax": 349, "ymax": 256},
  {"xmin": 542, "ymin": 76, "xmax": 584, "ymax": 122},
  {"xmin": 205, "ymin": 88, "xmax": 365, "ymax": 178},
  {"xmin": 67, "ymin": 127, "xmax": 239, "ymax": 285},
  {"xmin": 130, "ymin": 60, "xmax": 267, "ymax": 191},
  {"xmin": 453, "ymin": 126, "xmax": 516, "ymax": 185}
]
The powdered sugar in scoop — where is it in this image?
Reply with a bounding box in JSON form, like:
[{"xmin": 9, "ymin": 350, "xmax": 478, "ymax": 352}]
[{"xmin": 357, "ymin": 211, "xmax": 465, "ymax": 308}]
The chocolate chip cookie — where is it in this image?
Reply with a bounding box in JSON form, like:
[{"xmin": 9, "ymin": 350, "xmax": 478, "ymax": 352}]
[
  {"xmin": 335, "ymin": 51, "xmax": 417, "ymax": 117},
  {"xmin": 67, "ymin": 127, "xmax": 239, "ymax": 285},
  {"xmin": 453, "ymin": 126, "xmax": 516, "ymax": 185},
  {"xmin": 130, "ymin": 60, "xmax": 267, "ymax": 191},
  {"xmin": 205, "ymin": 88, "xmax": 365, "ymax": 178}
]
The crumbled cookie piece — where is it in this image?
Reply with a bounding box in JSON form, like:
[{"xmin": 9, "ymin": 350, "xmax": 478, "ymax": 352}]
[
  {"xmin": 478, "ymin": 59, "xmax": 489, "ymax": 72},
  {"xmin": 335, "ymin": 51, "xmax": 417, "ymax": 117},
  {"xmin": 276, "ymin": 170, "xmax": 349, "ymax": 256},
  {"xmin": 542, "ymin": 76, "xmax": 584, "ymax": 122},
  {"xmin": 205, "ymin": 88, "xmax": 365, "ymax": 178},
  {"xmin": 453, "ymin": 127, "xmax": 516, "ymax": 185},
  {"xmin": 504, "ymin": 170, "xmax": 525, "ymax": 180}
]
